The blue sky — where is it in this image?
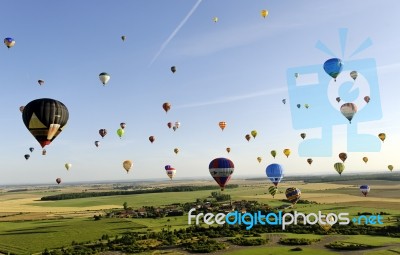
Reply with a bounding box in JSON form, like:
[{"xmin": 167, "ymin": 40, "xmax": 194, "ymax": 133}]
[{"xmin": 1, "ymin": 0, "xmax": 400, "ymax": 185}]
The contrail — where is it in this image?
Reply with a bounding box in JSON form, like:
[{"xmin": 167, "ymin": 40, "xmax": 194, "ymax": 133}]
[{"xmin": 149, "ymin": 0, "xmax": 202, "ymax": 66}]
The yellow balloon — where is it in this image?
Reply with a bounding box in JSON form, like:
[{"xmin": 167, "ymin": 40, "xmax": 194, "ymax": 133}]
[
  {"xmin": 257, "ymin": 157, "xmax": 262, "ymax": 163},
  {"xmin": 388, "ymin": 165, "xmax": 393, "ymax": 171},
  {"xmin": 261, "ymin": 9, "xmax": 268, "ymax": 18},
  {"xmin": 123, "ymin": 160, "xmax": 132, "ymax": 173},
  {"xmin": 283, "ymin": 149, "xmax": 291, "ymax": 158},
  {"xmin": 378, "ymin": 133, "xmax": 386, "ymax": 142},
  {"xmin": 362, "ymin": 157, "xmax": 368, "ymax": 163}
]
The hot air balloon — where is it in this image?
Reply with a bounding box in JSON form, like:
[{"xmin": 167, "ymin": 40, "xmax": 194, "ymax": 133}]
[
  {"xmin": 388, "ymin": 165, "xmax": 394, "ymax": 171},
  {"xmin": 99, "ymin": 72, "xmax": 110, "ymax": 85},
  {"xmin": 245, "ymin": 134, "xmax": 251, "ymax": 142},
  {"xmin": 162, "ymin": 102, "xmax": 171, "ymax": 113},
  {"xmin": 121, "ymin": 35, "xmax": 126, "ymax": 41},
  {"xmin": 219, "ymin": 121, "xmax": 226, "ymax": 131},
  {"xmin": 378, "ymin": 133, "xmax": 386, "ymax": 142},
  {"xmin": 307, "ymin": 158, "xmax": 313, "ymax": 165},
  {"xmin": 283, "ymin": 149, "xmax": 291, "ymax": 158},
  {"xmin": 297, "ymin": 104, "xmax": 301, "ymax": 108},
  {"xmin": 257, "ymin": 157, "xmax": 262, "ymax": 163},
  {"xmin": 42, "ymin": 149, "xmax": 47, "ymax": 155},
  {"xmin": 209, "ymin": 158, "xmax": 234, "ymax": 191},
  {"xmin": 173, "ymin": 126, "xmax": 177, "ymax": 132},
  {"xmin": 212, "ymin": 17, "xmax": 218, "ymax": 22},
  {"xmin": 260, "ymin": 9, "xmax": 268, "ymax": 18},
  {"xmin": 174, "ymin": 148, "xmax": 179, "ymax": 154},
  {"xmin": 336, "ymin": 97, "xmax": 341, "ymax": 103},
  {"xmin": 304, "ymin": 104, "xmax": 309, "ymax": 109},
  {"xmin": 266, "ymin": 163, "xmax": 284, "ymax": 187},
  {"xmin": 319, "ymin": 215, "xmax": 335, "ymax": 232},
  {"xmin": 22, "ymin": 98, "xmax": 69, "ymax": 149},
  {"xmin": 271, "ymin": 150, "xmax": 277, "ymax": 159},
  {"xmin": 174, "ymin": 122, "xmax": 180, "ymax": 129},
  {"xmin": 300, "ymin": 133, "xmax": 306, "ymax": 139},
  {"xmin": 323, "ymin": 58, "xmax": 343, "ymax": 81},
  {"xmin": 268, "ymin": 186, "xmax": 277, "ymax": 198},
  {"xmin": 226, "ymin": 147, "xmax": 231, "ymax": 153},
  {"xmin": 117, "ymin": 128, "xmax": 124, "ymax": 138},
  {"xmin": 123, "ymin": 160, "xmax": 132, "ymax": 173},
  {"xmin": 334, "ymin": 162, "xmax": 345, "ymax": 175},
  {"xmin": 56, "ymin": 178, "xmax": 61, "ymax": 184},
  {"xmin": 362, "ymin": 157, "xmax": 368, "ymax": 163},
  {"xmin": 99, "ymin": 129, "xmax": 107, "ymax": 138},
  {"xmin": 364, "ymin": 96, "xmax": 370, "ymax": 103},
  {"xmin": 359, "ymin": 185, "xmax": 370, "ymax": 197},
  {"xmin": 95, "ymin": 141, "xmax": 100, "ymax": 147},
  {"xmin": 166, "ymin": 167, "xmax": 176, "ymax": 180},
  {"xmin": 171, "ymin": 66, "xmax": 176, "ymax": 73},
  {"xmin": 339, "ymin": 152, "xmax": 347, "ymax": 163},
  {"xmin": 24, "ymin": 154, "xmax": 30, "ymax": 160},
  {"xmin": 4, "ymin": 37, "xmax": 15, "ymax": 48},
  {"xmin": 19, "ymin": 106, "xmax": 25, "ymax": 112},
  {"xmin": 120, "ymin": 123, "xmax": 126, "ymax": 129},
  {"xmin": 165, "ymin": 165, "xmax": 171, "ymax": 170},
  {"xmin": 350, "ymin": 71, "xmax": 358, "ymax": 80},
  {"xmin": 294, "ymin": 73, "xmax": 299, "ymax": 79},
  {"xmin": 282, "ymin": 99, "xmax": 286, "ymax": 104},
  {"xmin": 251, "ymin": 130, "xmax": 258, "ymax": 139},
  {"xmin": 38, "ymin": 80, "xmax": 45, "ymax": 86},
  {"xmin": 65, "ymin": 163, "xmax": 72, "ymax": 171},
  {"xmin": 285, "ymin": 187, "xmax": 301, "ymax": 204},
  {"xmin": 149, "ymin": 136, "xmax": 155, "ymax": 143},
  {"xmin": 167, "ymin": 122, "xmax": 173, "ymax": 129},
  {"xmin": 29, "ymin": 147, "xmax": 34, "ymax": 152},
  {"xmin": 340, "ymin": 103, "xmax": 357, "ymax": 123}
]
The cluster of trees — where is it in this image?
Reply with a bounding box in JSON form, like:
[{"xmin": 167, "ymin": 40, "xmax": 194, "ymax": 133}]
[
  {"xmin": 325, "ymin": 241, "xmax": 377, "ymax": 250},
  {"xmin": 181, "ymin": 237, "xmax": 227, "ymax": 253},
  {"xmin": 278, "ymin": 238, "xmax": 320, "ymax": 245},
  {"xmin": 40, "ymin": 184, "xmax": 239, "ymax": 201},
  {"xmin": 229, "ymin": 237, "xmax": 267, "ymax": 246},
  {"xmin": 210, "ymin": 191, "xmax": 231, "ymax": 201}
]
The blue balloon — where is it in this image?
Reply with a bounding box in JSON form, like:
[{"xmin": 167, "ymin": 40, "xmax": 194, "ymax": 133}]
[
  {"xmin": 165, "ymin": 165, "xmax": 171, "ymax": 170},
  {"xmin": 266, "ymin": 163, "xmax": 284, "ymax": 187},
  {"xmin": 323, "ymin": 58, "xmax": 343, "ymax": 81}
]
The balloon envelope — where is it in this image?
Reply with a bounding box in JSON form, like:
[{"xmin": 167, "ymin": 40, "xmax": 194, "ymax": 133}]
[
  {"xmin": 323, "ymin": 58, "xmax": 343, "ymax": 80},
  {"xmin": 56, "ymin": 178, "xmax": 61, "ymax": 184},
  {"xmin": 219, "ymin": 121, "xmax": 226, "ymax": 131},
  {"xmin": 334, "ymin": 162, "xmax": 345, "ymax": 175},
  {"xmin": 99, "ymin": 72, "xmax": 110, "ymax": 85},
  {"xmin": 162, "ymin": 102, "xmax": 171, "ymax": 113},
  {"xmin": 266, "ymin": 163, "xmax": 284, "ymax": 187},
  {"xmin": 22, "ymin": 98, "xmax": 69, "ymax": 148},
  {"xmin": 4, "ymin": 37, "xmax": 15, "ymax": 48},
  {"xmin": 340, "ymin": 103, "xmax": 357, "ymax": 123},
  {"xmin": 350, "ymin": 71, "xmax": 358, "ymax": 80},
  {"xmin": 226, "ymin": 147, "xmax": 231, "ymax": 153},
  {"xmin": 283, "ymin": 149, "xmax": 291, "ymax": 158},
  {"xmin": 29, "ymin": 147, "xmax": 34, "ymax": 152},
  {"xmin": 251, "ymin": 130, "xmax": 257, "ymax": 139},
  {"xmin": 300, "ymin": 133, "xmax": 306, "ymax": 139},
  {"xmin": 149, "ymin": 136, "xmax": 155, "ymax": 143},
  {"xmin": 285, "ymin": 187, "xmax": 301, "ymax": 204},
  {"xmin": 359, "ymin": 185, "xmax": 370, "ymax": 197},
  {"xmin": 307, "ymin": 158, "xmax": 313, "ymax": 165},
  {"xmin": 257, "ymin": 157, "xmax": 262, "ymax": 163},
  {"xmin": 362, "ymin": 157, "xmax": 368, "ymax": 163},
  {"xmin": 364, "ymin": 96, "xmax": 371, "ymax": 103},
  {"xmin": 378, "ymin": 133, "xmax": 386, "ymax": 142},
  {"xmin": 388, "ymin": 165, "xmax": 394, "ymax": 171},
  {"xmin": 117, "ymin": 128, "xmax": 124, "ymax": 138},
  {"xmin": 245, "ymin": 134, "xmax": 251, "ymax": 141},
  {"xmin": 209, "ymin": 158, "xmax": 234, "ymax": 191},
  {"xmin": 260, "ymin": 9, "xmax": 268, "ymax": 18},
  {"xmin": 24, "ymin": 154, "xmax": 30, "ymax": 160},
  {"xmin": 166, "ymin": 168, "xmax": 176, "ymax": 180},
  {"xmin": 339, "ymin": 152, "xmax": 347, "ymax": 163},
  {"xmin": 99, "ymin": 129, "xmax": 107, "ymax": 138},
  {"xmin": 95, "ymin": 141, "xmax": 100, "ymax": 147},
  {"xmin": 65, "ymin": 163, "xmax": 72, "ymax": 170},
  {"xmin": 268, "ymin": 186, "xmax": 277, "ymax": 198},
  {"xmin": 123, "ymin": 160, "xmax": 132, "ymax": 173},
  {"xmin": 171, "ymin": 66, "xmax": 176, "ymax": 73},
  {"xmin": 270, "ymin": 150, "xmax": 277, "ymax": 158}
]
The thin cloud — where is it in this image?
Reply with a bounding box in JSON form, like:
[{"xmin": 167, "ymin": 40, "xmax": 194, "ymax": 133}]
[
  {"xmin": 149, "ymin": 0, "xmax": 202, "ymax": 66},
  {"xmin": 175, "ymin": 87, "xmax": 287, "ymax": 109}
]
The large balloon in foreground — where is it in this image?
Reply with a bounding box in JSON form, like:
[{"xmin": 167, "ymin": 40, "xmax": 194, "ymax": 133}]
[
  {"xmin": 123, "ymin": 160, "xmax": 133, "ymax": 173},
  {"xmin": 340, "ymin": 103, "xmax": 357, "ymax": 123},
  {"xmin": 219, "ymin": 121, "xmax": 227, "ymax": 131},
  {"xmin": 99, "ymin": 72, "xmax": 110, "ymax": 85},
  {"xmin": 359, "ymin": 185, "xmax": 370, "ymax": 197},
  {"xmin": 266, "ymin": 163, "xmax": 284, "ymax": 187},
  {"xmin": 4, "ymin": 37, "xmax": 15, "ymax": 48},
  {"xmin": 339, "ymin": 152, "xmax": 347, "ymax": 163},
  {"xmin": 283, "ymin": 149, "xmax": 291, "ymax": 158},
  {"xmin": 22, "ymin": 98, "xmax": 69, "ymax": 149},
  {"xmin": 260, "ymin": 9, "xmax": 268, "ymax": 18},
  {"xmin": 323, "ymin": 58, "xmax": 343, "ymax": 81},
  {"xmin": 270, "ymin": 150, "xmax": 277, "ymax": 159},
  {"xmin": 285, "ymin": 187, "xmax": 301, "ymax": 204},
  {"xmin": 268, "ymin": 186, "xmax": 277, "ymax": 198},
  {"xmin": 99, "ymin": 129, "xmax": 107, "ymax": 138},
  {"xmin": 56, "ymin": 178, "xmax": 61, "ymax": 184},
  {"xmin": 388, "ymin": 165, "xmax": 393, "ymax": 171},
  {"xmin": 65, "ymin": 163, "xmax": 72, "ymax": 171},
  {"xmin": 378, "ymin": 133, "xmax": 386, "ymax": 142},
  {"xmin": 334, "ymin": 162, "xmax": 345, "ymax": 175},
  {"xmin": 209, "ymin": 158, "xmax": 234, "ymax": 191},
  {"xmin": 362, "ymin": 157, "xmax": 368, "ymax": 163},
  {"xmin": 24, "ymin": 154, "xmax": 30, "ymax": 160},
  {"xmin": 162, "ymin": 102, "xmax": 171, "ymax": 113},
  {"xmin": 166, "ymin": 167, "xmax": 176, "ymax": 180}
]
